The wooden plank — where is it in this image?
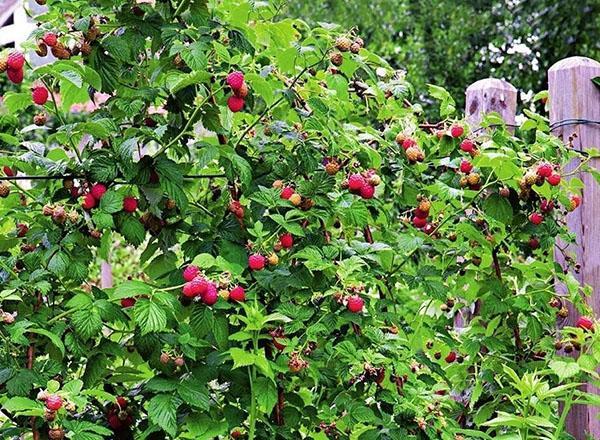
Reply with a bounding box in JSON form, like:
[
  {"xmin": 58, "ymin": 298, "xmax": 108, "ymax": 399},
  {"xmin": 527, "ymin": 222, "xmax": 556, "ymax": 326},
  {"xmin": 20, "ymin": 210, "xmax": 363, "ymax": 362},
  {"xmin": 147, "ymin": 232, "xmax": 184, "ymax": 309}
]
[{"xmin": 549, "ymin": 56, "xmax": 600, "ymax": 440}]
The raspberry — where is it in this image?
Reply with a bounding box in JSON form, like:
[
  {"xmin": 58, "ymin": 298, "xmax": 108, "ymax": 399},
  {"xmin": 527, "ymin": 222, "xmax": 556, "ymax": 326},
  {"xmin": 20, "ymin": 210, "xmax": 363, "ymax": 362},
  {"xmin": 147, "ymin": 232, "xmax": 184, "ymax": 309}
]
[
  {"xmin": 414, "ymin": 208, "xmax": 428, "ymax": 219},
  {"xmin": 122, "ymin": 196, "xmax": 138, "ymax": 213},
  {"xmin": 325, "ymin": 161, "xmax": 340, "ymax": 175},
  {"xmin": 234, "ymin": 82, "xmax": 249, "ymax": 98},
  {"xmin": 540, "ymin": 199, "xmax": 554, "ymax": 213},
  {"xmin": 45, "ymin": 394, "xmax": 63, "ymax": 411},
  {"xmin": 348, "ymin": 174, "xmax": 366, "ymax": 192},
  {"xmin": 229, "ymin": 200, "xmax": 244, "ymax": 219},
  {"xmin": 444, "ymin": 351, "xmax": 457, "ymax": 363},
  {"xmin": 116, "ymin": 396, "xmax": 128, "ymax": 408},
  {"xmin": 350, "ymin": 42, "xmax": 361, "ymax": 54},
  {"xmin": 536, "ymin": 162, "xmax": 553, "ymax": 178},
  {"xmin": 450, "ymin": 125, "xmax": 464, "ymax": 138},
  {"xmin": 570, "ymin": 194, "xmax": 582, "ymax": 209},
  {"xmin": 7, "ymin": 51, "xmax": 25, "ymax": 70},
  {"xmin": 202, "ymin": 282, "xmax": 218, "ymax": 305},
  {"xmin": 546, "ymin": 173, "xmax": 561, "ymax": 186},
  {"xmin": 182, "ymin": 277, "xmax": 208, "ymax": 298},
  {"xmin": 529, "ymin": 212, "xmax": 544, "ymax": 225},
  {"xmin": 120, "ymin": 297, "xmax": 136, "ymax": 308},
  {"xmin": 16, "ymin": 223, "xmax": 28, "ymax": 237},
  {"xmin": 32, "ymin": 86, "xmax": 49, "ymax": 105},
  {"xmin": 48, "ymin": 428, "xmax": 65, "ymax": 440},
  {"xmin": 335, "ymin": 37, "xmax": 352, "ymax": 52},
  {"xmin": 229, "ymin": 286, "xmax": 246, "ymax": 302},
  {"xmin": 412, "ymin": 216, "xmax": 427, "ymax": 228},
  {"xmin": 459, "ymin": 139, "xmax": 475, "ymax": 153},
  {"xmin": 183, "ymin": 265, "xmax": 200, "ymax": 282},
  {"xmin": 248, "ymin": 253, "xmax": 266, "ymax": 271},
  {"xmin": 51, "ymin": 44, "xmax": 71, "ymax": 60},
  {"xmin": 90, "ymin": 183, "xmax": 107, "ymax": 200},
  {"xmin": 280, "ymin": 233, "xmax": 294, "ymax": 249},
  {"xmin": 227, "ymin": 95, "xmax": 245, "ymax": 112},
  {"xmin": 459, "ymin": 160, "xmax": 473, "ymax": 174},
  {"xmin": 360, "ymin": 184, "xmax": 375, "ymax": 199},
  {"xmin": 280, "ymin": 186, "xmax": 295, "ymax": 199},
  {"xmin": 3, "ymin": 166, "xmax": 14, "ymax": 176},
  {"xmin": 81, "ymin": 193, "xmax": 96, "ymax": 210},
  {"xmin": 329, "ymin": 51, "xmax": 343, "ymax": 66},
  {"xmin": 226, "ymin": 71, "xmax": 245, "ymax": 90},
  {"xmin": 401, "ymin": 138, "xmax": 417, "ymax": 150},
  {"xmin": 405, "ymin": 147, "xmax": 422, "ymax": 163},
  {"xmin": 289, "ymin": 193, "xmax": 302, "ymax": 206},
  {"xmin": 467, "ymin": 172, "xmax": 480, "ymax": 186},
  {"xmin": 529, "ymin": 237, "xmax": 539, "ymax": 249},
  {"xmin": 267, "ymin": 253, "xmax": 279, "ymax": 265},
  {"xmin": 576, "ymin": 316, "xmax": 594, "ymax": 331},
  {"xmin": 43, "ymin": 32, "xmax": 58, "ymax": 47},
  {"xmin": 346, "ymin": 295, "xmax": 364, "ymax": 313},
  {"xmin": 7, "ymin": 68, "xmax": 23, "ymax": 84}
]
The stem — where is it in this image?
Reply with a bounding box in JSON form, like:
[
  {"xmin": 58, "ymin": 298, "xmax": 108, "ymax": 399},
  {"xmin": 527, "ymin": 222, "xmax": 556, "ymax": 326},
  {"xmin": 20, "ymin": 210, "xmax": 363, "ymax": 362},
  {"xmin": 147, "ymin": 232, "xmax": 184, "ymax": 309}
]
[
  {"xmin": 554, "ymin": 388, "xmax": 576, "ymax": 439},
  {"xmin": 247, "ymin": 331, "xmax": 259, "ymax": 440}
]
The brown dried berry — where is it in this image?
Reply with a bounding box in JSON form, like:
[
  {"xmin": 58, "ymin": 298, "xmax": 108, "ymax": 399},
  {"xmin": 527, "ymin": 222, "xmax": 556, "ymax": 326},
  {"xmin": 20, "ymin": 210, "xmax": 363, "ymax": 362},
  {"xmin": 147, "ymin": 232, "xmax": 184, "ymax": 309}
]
[
  {"xmin": 329, "ymin": 51, "xmax": 343, "ymax": 66},
  {"xmin": 36, "ymin": 42, "xmax": 48, "ymax": 57},
  {"xmin": 34, "ymin": 113, "xmax": 47, "ymax": 126}
]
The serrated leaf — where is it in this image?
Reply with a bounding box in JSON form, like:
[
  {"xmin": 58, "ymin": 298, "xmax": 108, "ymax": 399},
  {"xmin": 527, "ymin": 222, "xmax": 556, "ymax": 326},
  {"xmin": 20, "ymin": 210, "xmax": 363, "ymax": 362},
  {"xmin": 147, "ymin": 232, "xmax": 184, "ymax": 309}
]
[
  {"xmin": 133, "ymin": 299, "xmax": 167, "ymax": 335},
  {"xmin": 148, "ymin": 394, "xmax": 181, "ymax": 436}
]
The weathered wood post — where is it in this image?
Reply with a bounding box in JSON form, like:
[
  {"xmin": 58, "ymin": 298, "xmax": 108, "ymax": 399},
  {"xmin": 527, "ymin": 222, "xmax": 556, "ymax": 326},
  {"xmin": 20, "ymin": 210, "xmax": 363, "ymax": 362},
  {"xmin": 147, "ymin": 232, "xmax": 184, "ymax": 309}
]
[
  {"xmin": 549, "ymin": 56, "xmax": 600, "ymax": 440},
  {"xmin": 454, "ymin": 78, "xmax": 518, "ymax": 329},
  {"xmin": 100, "ymin": 261, "xmax": 113, "ymax": 289}
]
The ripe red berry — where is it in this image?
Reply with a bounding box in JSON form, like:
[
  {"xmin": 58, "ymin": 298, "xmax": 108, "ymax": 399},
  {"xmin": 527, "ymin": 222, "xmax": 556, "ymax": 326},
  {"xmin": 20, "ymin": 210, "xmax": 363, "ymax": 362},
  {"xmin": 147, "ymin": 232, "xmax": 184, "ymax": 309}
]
[
  {"xmin": 81, "ymin": 193, "xmax": 96, "ymax": 210},
  {"xmin": 459, "ymin": 139, "xmax": 475, "ymax": 153},
  {"xmin": 182, "ymin": 277, "xmax": 208, "ymax": 298},
  {"xmin": 540, "ymin": 199, "xmax": 554, "ymax": 213},
  {"xmin": 182, "ymin": 265, "xmax": 200, "ymax": 282},
  {"xmin": 227, "ymin": 95, "xmax": 245, "ymax": 112},
  {"xmin": 348, "ymin": 174, "xmax": 366, "ymax": 192},
  {"xmin": 229, "ymin": 200, "xmax": 244, "ymax": 219},
  {"xmin": 360, "ymin": 184, "xmax": 375, "ymax": 199},
  {"xmin": 248, "ymin": 253, "xmax": 266, "ymax": 271},
  {"xmin": 546, "ymin": 173, "xmax": 561, "ymax": 186},
  {"xmin": 536, "ymin": 163, "xmax": 553, "ymax": 178},
  {"xmin": 120, "ymin": 297, "xmax": 136, "ymax": 308},
  {"xmin": 460, "ymin": 159, "xmax": 473, "ymax": 174},
  {"xmin": 90, "ymin": 183, "xmax": 107, "ymax": 200},
  {"xmin": 576, "ymin": 316, "xmax": 594, "ymax": 331},
  {"xmin": 45, "ymin": 394, "xmax": 63, "ymax": 411},
  {"xmin": 229, "ymin": 286, "xmax": 246, "ymax": 302},
  {"xmin": 3, "ymin": 166, "xmax": 14, "ymax": 176},
  {"xmin": 7, "ymin": 68, "xmax": 23, "ymax": 84},
  {"xmin": 414, "ymin": 208, "xmax": 428, "ymax": 219},
  {"xmin": 32, "ymin": 86, "xmax": 49, "ymax": 105},
  {"xmin": 116, "ymin": 396, "xmax": 128, "ymax": 408},
  {"xmin": 401, "ymin": 138, "xmax": 417, "ymax": 150},
  {"xmin": 7, "ymin": 51, "xmax": 25, "ymax": 70},
  {"xmin": 412, "ymin": 216, "xmax": 427, "ymax": 228},
  {"xmin": 570, "ymin": 194, "xmax": 582, "ymax": 209},
  {"xmin": 280, "ymin": 186, "xmax": 295, "ymax": 199},
  {"xmin": 43, "ymin": 32, "xmax": 58, "ymax": 47},
  {"xmin": 347, "ymin": 295, "xmax": 364, "ymax": 313},
  {"xmin": 450, "ymin": 125, "xmax": 464, "ymax": 138},
  {"xmin": 529, "ymin": 237, "xmax": 540, "ymax": 249},
  {"xmin": 444, "ymin": 351, "xmax": 457, "ymax": 363},
  {"xmin": 202, "ymin": 283, "xmax": 218, "ymax": 305},
  {"xmin": 280, "ymin": 233, "xmax": 294, "ymax": 249},
  {"xmin": 122, "ymin": 196, "xmax": 138, "ymax": 213},
  {"xmin": 16, "ymin": 223, "xmax": 28, "ymax": 237},
  {"xmin": 529, "ymin": 212, "xmax": 544, "ymax": 225},
  {"xmin": 226, "ymin": 71, "xmax": 245, "ymax": 90}
]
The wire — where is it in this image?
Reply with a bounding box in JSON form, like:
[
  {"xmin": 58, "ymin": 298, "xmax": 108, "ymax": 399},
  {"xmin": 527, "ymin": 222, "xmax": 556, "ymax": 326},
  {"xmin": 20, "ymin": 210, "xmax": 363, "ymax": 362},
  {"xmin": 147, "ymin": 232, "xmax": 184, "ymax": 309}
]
[
  {"xmin": 549, "ymin": 118, "xmax": 600, "ymax": 131},
  {"xmin": 0, "ymin": 174, "xmax": 226, "ymax": 181}
]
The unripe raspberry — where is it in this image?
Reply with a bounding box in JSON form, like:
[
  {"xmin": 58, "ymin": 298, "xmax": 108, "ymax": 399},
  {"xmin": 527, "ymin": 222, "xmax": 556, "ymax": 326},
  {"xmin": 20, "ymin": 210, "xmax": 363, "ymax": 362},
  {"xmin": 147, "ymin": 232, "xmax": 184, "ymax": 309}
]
[
  {"xmin": 174, "ymin": 356, "xmax": 185, "ymax": 367},
  {"xmin": 499, "ymin": 187, "xmax": 510, "ymax": 198},
  {"xmin": 0, "ymin": 183, "xmax": 10, "ymax": 198},
  {"xmin": 37, "ymin": 390, "xmax": 49, "ymax": 401},
  {"xmin": 418, "ymin": 199, "xmax": 431, "ymax": 212},
  {"xmin": 401, "ymin": 137, "xmax": 417, "ymax": 150},
  {"xmin": 569, "ymin": 194, "xmax": 582, "ymax": 210},
  {"xmin": 32, "ymin": 86, "xmax": 49, "ymax": 105},
  {"xmin": 272, "ymin": 180, "xmax": 284, "ymax": 189},
  {"xmin": 467, "ymin": 173, "xmax": 480, "ymax": 186},
  {"xmin": 325, "ymin": 161, "xmax": 340, "ymax": 175},
  {"xmin": 226, "ymin": 71, "xmax": 245, "ymax": 90},
  {"xmin": 346, "ymin": 295, "xmax": 364, "ymax": 313},
  {"xmin": 528, "ymin": 237, "xmax": 540, "ymax": 249},
  {"xmin": 540, "ymin": 199, "xmax": 554, "ymax": 213},
  {"xmin": 289, "ymin": 193, "xmax": 302, "ymax": 206},
  {"xmin": 536, "ymin": 162, "xmax": 553, "ymax": 178},
  {"xmin": 459, "ymin": 139, "xmax": 475, "ymax": 153},
  {"xmin": 546, "ymin": 173, "xmax": 561, "ymax": 186},
  {"xmin": 368, "ymin": 174, "xmax": 381, "ymax": 186},
  {"xmin": 48, "ymin": 428, "xmax": 65, "ymax": 440},
  {"xmin": 405, "ymin": 147, "xmax": 422, "ymax": 163},
  {"xmin": 122, "ymin": 196, "xmax": 138, "ymax": 213},
  {"xmin": 90, "ymin": 183, "xmax": 107, "ymax": 200},
  {"xmin": 227, "ymin": 95, "xmax": 245, "ymax": 112},
  {"xmin": 7, "ymin": 51, "xmax": 25, "ymax": 70},
  {"xmin": 348, "ymin": 173, "xmax": 366, "ymax": 192},
  {"xmin": 329, "ymin": 51, "xmax": 343, "ymax": 66},
  {"xmin": 229, "ymin": 286, "xmax": 246, "ymax": 302},
  {"xmin": 43, "ymin": 32, "xmax": 58, "ymax": 47},
  {"xmin": 0, "ymin": 56, "xmax": 7, "ymax": 73},
  {"xmin": 279, "ymin": 233, "xmax": 294, "ymax": 249},
  {"xmin": 159, "ymin": 352, "xmax": 170, "ymax": 364},
  {"xmin": 81, "ymin": 193, "xmax": 96, "ymax": 210},
  {"xmin": 234, "ymin": 82, "xmax": 249, "ymax": 98},
  {"xmin": 51, "ymin": 43, "xmax": 71, "ymax": 60},
  {"xmin": 360, "ymin": 184, "xmax": 375, "ymax": 199},
  {"xmin": 335, "ymin": 37, "xmax": 352, "ymax": 52},
  {"xmin": 248, "ymin": 253, "xmax": 266, "ymax": 271},
  {"xmin": 34, "ymin": 113, "xmax": 47, "ymax": 126},
  {"xmin": 459, "ymin": 160, "xmax": 473, "ymax": 174},
  {"xmin": 280, "ymin": 186, "xmax": 295, "ymax": 199},
  {"xmin": 229, "ymin": 200, "xmax": 244, "ymax": 219},
  {"xmin": 267, "ymin": 253, "xmax": 279, "ymax": 266},
  {"xmin": 350, "ymin": 42, "xmax": 361, "ymax": 54},
  {"xmin": 449, "ymin": 125, "xmax": 464, "ymax": 138}
]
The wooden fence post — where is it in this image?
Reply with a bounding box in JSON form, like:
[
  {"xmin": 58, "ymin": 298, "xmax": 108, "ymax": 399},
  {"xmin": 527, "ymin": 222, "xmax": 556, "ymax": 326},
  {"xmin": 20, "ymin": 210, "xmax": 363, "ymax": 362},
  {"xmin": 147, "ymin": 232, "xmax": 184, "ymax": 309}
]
[
  {"xmin": 549, "ymin": 56, "xmax": 600, "ymax": 440},
  {"xmin": 100, "ymin": 261, "xmax": 113, "ymax": 289},
  {"xmin": 454, "ymin": 78, "xmax": 518, "ymax": 329}
]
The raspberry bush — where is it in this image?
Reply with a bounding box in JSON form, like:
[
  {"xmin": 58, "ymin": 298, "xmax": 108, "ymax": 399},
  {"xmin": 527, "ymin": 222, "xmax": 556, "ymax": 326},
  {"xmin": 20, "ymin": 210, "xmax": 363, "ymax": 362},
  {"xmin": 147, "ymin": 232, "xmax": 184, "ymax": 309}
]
[{"xmin": 0, "ymin": 1, "xmax": 599, "ymax": 439}]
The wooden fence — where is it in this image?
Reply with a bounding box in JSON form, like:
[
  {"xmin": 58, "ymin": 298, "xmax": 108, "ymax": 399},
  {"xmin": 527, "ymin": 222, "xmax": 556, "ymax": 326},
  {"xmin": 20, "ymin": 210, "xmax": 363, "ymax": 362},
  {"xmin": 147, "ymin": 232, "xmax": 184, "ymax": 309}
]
[{"xmin": 464, "ymin": 56, "xmax": 600, "ymax": 439}]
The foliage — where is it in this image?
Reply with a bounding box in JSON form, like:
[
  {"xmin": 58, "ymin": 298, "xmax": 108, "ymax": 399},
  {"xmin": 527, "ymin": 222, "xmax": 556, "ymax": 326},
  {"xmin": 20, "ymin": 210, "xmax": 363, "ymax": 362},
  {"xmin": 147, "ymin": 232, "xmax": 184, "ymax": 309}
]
[{"xmin": 0, "ymin": 1, "xmax": 599, "ymax": 439}]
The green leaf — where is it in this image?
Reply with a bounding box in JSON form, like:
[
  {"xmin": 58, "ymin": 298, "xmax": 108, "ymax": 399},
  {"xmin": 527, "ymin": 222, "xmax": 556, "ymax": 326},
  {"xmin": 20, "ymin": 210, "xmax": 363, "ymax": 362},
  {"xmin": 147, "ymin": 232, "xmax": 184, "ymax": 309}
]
[
  {"xmin": 71, "ymin": 308, "xmax": 103, "ymax": 341},
  {"xmin": 113, "ymin": 280, "xmax": 153, "ymax": 300},
  {"xmin": 483, "ymin": 194, "xmax": 513, "ymax": 224},
  {"xmin": 178, "ymin": 378, "xmax": 210, "ymax": 410},
  {"xmin": 100, "ymin": 191, "xmax": 124, "ymax": 214},
  {"xmin": 549, "ymin": 359, "xmax": 581, "ymax": 380},
  {"xmin": 133, "ymin": 299, "xmax": 167, "ymax": 335},
  {"xmin": 3, "ymin": 397, "xmax": 43, "ymax": 416},
  {"xmin": 28, "ymin": 328, "xmax": 65, "ymax": 356},
  {"xmin": 119, "ymin": 215, "xmax": 146, "ymax": 246},
  {"xmin": 254, "ymin": 377, "xmax": 277, "ymax": 414},
  {"xmin": 148, "ymin": 394, "xmax": 181, "ymax": 436},
  {"xmin": 229, "ymin": 348, "xmax": 255, "ymax": 369}
]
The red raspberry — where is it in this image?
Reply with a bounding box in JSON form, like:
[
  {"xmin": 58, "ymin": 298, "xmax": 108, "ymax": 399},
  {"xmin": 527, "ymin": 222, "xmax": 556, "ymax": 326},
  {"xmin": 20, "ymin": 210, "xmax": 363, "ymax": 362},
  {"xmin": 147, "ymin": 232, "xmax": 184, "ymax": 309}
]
[
  {"xmin": 540, "ymin": 199, "xmax": 554, "ymax": 213},
  {"xmin": 182, "ymin": 265, "xmax": 200, "ymax": 282},
  {"xmin": 529, "ymin": 212, "xmax": 544, "ymax": 225},
  {"xmin": 182, "ymin": 277, "xmax": 208, "ymax": 298},
  {"xmin": 414, "ymin": 208, "xmax": 428, "ymax": 219},
  {"xmin": 528, "ymin": 237, "xmax": 540, "ymax": 249},
  {"xmin": 116, "ymin": 396, "xmax": 128, "ymax": 408},
  {"xmin": 122, "ymin": 196, "xmax": 138, "ymax": 213},
  {"xmin": 7, "ymin": 51, "xmax": 25, "ymax": 70},
  {"xmin": 459, "ymin": 139, "xmax": 475, "ymax": 153},
  {"xmin": 459, "ymin": 160, "xmax": 473, "ymax": 173},
  {"xmin": 90, "ymin": 183, "xmax": 107, "ymax": 200},
  {"xmin": 7, "ymin": 68, "xmax": 23, "ymax": 84},
  {"xmin": 3, "ymin": 166, "xmax": 15, "ymax": 176},
  {"xmin": 229, "ymin": 286, "xmax": 246, "ymax": 302},
  {"xmin": 32, "ymin": 86, "xmax": 49, "ymax": 105},
  {"xmin": 120, "ymin": 297, "xmax": 136, "ymax": 308},
  {"xmin": 202, "ymin": 282, "xmax": 218, "ymax": 305},
  {"xmin": 248, "ymin": 253, "xmax": 266, "ymax": 271},
  {"xmin": 360, "ymin": 184, "xmax": 375, "ymax": 199},
  {"xmin": 450, "ymin": 125, "xmax": 464, "ymax": 138},
  {"xmin": 536, "ymin": 162, "xmax": 553, "ymax": 178},
  {"xmin": 412, "ymin": 216, "xmax": 427, "ymax": 228},
  {"xmin": 570, "ymin": 194, "xmax": 582, "ymax": 208},
  {"xmin": 81, "ymin": 193, "xmax": 96, "ymax": 210},
  {"xmin": 227, "ymin": 95, "xmax": 245, "ymax": 112},
  {"xmin": 43, "ymin": 32, "xmax": 58, "ymax": 47},
  {"xmin": 229, "ymin": 200, "xmax": 244, "ymax": 219},
  {"xmin": 280, "ymin": 186, "xmax": 295, "ymax": 199},
  {"xmin": 444, "ymin": 351, "xmax": 457, "ymax": 363},
  {"xmin": 280, "ymin": 233, "xmax": 294, "ymax": 249},
  {"xmin": 348, "ymin": 174, "xmax": 366, "ymax": 192},
  {"xmin": 45, "ymin": 394, "xmax": 63, "ymax": 411},
  {"xmin": 576, "ymin": 316, "xmax": 594, "ymax": 331},
  {"xmin": 402, "ymin": 138, "xmax": 417, "ymax": 150},
  {"xmin": 546, "ymin": 173, "xmax": 561, "ymax": 186},
  {"xmin": 346, "ymin": 295, "xmax": 364, "ymax": 313},
  {"xmin": 226, "ymin": 71, "xmax": 245, "ymax": 89}
]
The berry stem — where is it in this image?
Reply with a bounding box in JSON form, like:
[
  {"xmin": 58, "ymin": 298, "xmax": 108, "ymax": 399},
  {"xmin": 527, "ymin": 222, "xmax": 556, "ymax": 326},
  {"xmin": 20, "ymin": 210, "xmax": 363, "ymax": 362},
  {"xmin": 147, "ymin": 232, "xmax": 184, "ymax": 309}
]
[{"xmin": 247, "ymin": 331, "xmax": 259, "ymax": 440}]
